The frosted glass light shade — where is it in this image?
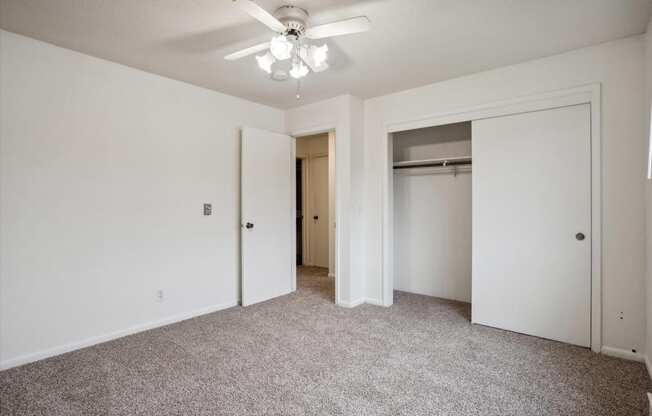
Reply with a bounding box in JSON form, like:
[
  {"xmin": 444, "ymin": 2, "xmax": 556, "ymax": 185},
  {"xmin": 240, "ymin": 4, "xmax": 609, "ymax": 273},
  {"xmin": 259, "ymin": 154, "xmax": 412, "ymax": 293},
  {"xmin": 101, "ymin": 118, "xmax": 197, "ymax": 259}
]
[
  {"xmin": 299, "ymin": 44, "xmax": 329, "ymax": 73},
  {"xmin": 290, "ymin": 60, "xmax": 309, "ymax": 79},
  {"xmin": 312, "ymin": 44, "xmax": 328, "ymax": 67},
  {"xmin": 270, "ymin": 35, "xmax": 293, "ymax": 60},
  {"xmin": 256, "ymin": 52, "xmax": 276, "ymax": 74}
]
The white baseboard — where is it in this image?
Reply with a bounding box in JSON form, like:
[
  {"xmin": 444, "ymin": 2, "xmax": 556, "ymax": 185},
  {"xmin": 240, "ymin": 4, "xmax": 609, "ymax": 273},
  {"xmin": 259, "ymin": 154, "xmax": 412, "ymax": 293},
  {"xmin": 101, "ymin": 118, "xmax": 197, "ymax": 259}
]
[
  {"xmin": 601, "ymin": 346, "xmax": 645, "ymax": 363},
  {"xmin": 337, "ymin": 298, "xmax": 387, "ymax": 308},
  {"xmin": 364, "ymin": 298, "xmax": 386, "ymax": 306},
  {"xmin": 338, "ymin": 298, "xmax": 365, "ymax": 308},
  {"xmin": 0, "ymin": 300, "xmax": 238, "ymax": 371}
]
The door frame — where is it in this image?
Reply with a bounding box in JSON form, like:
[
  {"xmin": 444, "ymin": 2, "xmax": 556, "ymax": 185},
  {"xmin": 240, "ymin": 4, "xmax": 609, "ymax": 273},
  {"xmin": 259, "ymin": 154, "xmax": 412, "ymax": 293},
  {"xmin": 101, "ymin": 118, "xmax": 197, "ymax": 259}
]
[
  {"xmin": 380, "ymin": 83, "xmax": 602, "ymax": 352},
  {"xmin": 291, "ymin": 128, "xmax": 340, "ymax": 305}
]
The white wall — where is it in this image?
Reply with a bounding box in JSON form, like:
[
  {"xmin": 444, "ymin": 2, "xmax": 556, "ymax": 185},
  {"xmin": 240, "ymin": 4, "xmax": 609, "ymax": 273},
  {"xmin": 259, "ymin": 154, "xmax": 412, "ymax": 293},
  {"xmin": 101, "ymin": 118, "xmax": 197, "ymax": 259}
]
[
  {"xmin": 285, "ymin": 95, "xmax": 366, "ymax": 306},
  {"xmin": 349, "ymin": 97, "xmax": 366, "ymax": 303},
  {"xmin": 364, "ymin": 35, "xmax": 648, "ymax": 354},
  {"xmin": 393, "ymin": 124, "xmax": 472, "ymax": 302},
  {"xmin": 0, "ymin": 31, "xmax": 284, "ymax": 369},
  {"xmin": 644, "ymin": 18, "xmax": 652, "ymax": 365}
]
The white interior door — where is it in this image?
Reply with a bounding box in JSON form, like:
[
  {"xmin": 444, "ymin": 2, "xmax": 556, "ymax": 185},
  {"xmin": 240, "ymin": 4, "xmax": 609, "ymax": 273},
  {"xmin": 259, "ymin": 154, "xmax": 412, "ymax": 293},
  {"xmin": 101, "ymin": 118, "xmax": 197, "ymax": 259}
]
[
  {"xmin": 309, "ymin": 155, "xmax": 329, "ymax": 268},
  {"xmin": 241, "ymin": 127, "xmax": 294, "ymax": 306},
  {"xmin": 472, "ymin": 104, "xmax": 591, "ymax": 347}
]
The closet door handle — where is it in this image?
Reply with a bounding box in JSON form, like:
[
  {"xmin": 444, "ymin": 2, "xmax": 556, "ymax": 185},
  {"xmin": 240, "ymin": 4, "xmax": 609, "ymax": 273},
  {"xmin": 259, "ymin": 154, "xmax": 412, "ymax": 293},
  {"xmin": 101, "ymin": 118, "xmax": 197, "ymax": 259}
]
[
  {"xmin": 245, "ymin": 222, "xmax": 254, "ymax": 229},
  {"xmin": 313, "ymin": 216, "xmax": 319, "ymax": 220},
  {"xmin": 575, "ymin": 232, "xmax": 585, "ymax": 241}
]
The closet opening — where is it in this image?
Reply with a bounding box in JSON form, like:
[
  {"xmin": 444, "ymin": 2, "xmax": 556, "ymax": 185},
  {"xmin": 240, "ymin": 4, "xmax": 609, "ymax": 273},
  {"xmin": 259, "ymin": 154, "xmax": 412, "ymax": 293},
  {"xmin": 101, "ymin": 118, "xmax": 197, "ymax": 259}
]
[
  {"xmin": 387, "ymin": 102, "xmax": 595, "ymax": 349},
  {"xmin": 295, "ymin": 132, "xmax": 336, "ymax": 302},
  {"xmin": 383, "ymin": 88, "xmax": 600, "ymax": 350},
  {"xmin": 392, "ymin": 121, "xmax": 472, "ymax": 314}
]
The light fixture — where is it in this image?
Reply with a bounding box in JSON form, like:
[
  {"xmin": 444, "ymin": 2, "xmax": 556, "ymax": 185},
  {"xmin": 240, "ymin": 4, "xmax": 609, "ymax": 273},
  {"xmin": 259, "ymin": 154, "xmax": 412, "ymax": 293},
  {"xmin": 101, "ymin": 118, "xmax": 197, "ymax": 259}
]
[
  {"xmin": 289, "ymin": 60, "xmax": 309, "ymax": 79},
  {"xmin": 298, "ymin": 44, "xmax": 329, "ymax": 73},
  {"xmin": 271, "ymin": 69, "xmax": 289, "ymax": 81},
  {"xmin": 225, "ymin": 2, "xmax": 372, "ymax": 99},
  {"xmin": 311, "ymin": 44, "xmax": 328, "ymax": 67},
  {"xmin": 251, "ymin": 30, "xmax": 330, "ymax": 96},
  {"xmin": 270, "ymin": 35, "xmax": 293, "ymax": 60},
  {"xmin": 255, "ymin": 52, "xmax": 275, "ymax": 74},
  {"xmin": 271, "ymin": 59, "xmax": 291, "ymax": 81}
]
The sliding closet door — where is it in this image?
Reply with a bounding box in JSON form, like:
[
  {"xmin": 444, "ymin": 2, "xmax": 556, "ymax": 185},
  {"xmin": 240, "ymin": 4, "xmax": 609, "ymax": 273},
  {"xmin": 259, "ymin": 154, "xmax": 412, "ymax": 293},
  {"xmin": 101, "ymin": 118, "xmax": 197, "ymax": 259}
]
[{"xmin": 472, "ymin": 104, "xmax": 591, "ymax": 347}]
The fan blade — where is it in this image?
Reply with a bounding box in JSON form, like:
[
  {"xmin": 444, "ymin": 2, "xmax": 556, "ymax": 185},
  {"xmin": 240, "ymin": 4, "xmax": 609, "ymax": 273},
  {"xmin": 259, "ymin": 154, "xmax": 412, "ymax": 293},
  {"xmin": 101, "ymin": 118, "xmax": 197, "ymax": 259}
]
[
  {"xmin": 305, "ymin": 16, "xmax": 371, "ymax": 40},
  {"xmin": 233, "ymin": 0, "xmax": 286, "ymax": 33},
  {"xmin": 224, "ymin": 42, "xmax": 270, "ymax": 60}
]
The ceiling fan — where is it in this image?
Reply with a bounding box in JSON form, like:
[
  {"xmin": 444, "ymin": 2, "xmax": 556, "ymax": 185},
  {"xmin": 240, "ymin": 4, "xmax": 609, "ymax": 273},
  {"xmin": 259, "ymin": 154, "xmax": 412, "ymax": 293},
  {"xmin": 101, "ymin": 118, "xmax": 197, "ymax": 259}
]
[{"xmin": 225, "ymin": 0, "xmax": 371, "ymax": 94}]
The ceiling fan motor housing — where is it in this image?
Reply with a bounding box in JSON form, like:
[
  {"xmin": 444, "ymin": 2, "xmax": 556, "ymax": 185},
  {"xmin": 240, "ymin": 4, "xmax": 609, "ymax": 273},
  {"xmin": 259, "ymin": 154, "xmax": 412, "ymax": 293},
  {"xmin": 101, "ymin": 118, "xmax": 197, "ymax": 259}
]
[{"xmin": 274, "ymin": 5, "xmax": 309, "ymax": 36}]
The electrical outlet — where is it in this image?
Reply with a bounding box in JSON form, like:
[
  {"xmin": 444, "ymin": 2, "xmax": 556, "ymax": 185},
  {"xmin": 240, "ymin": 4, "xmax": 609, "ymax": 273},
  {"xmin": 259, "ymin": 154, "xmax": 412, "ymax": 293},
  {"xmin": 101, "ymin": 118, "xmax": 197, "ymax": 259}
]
[
  {"xmin": 203, "ymin": 203, "xmax": 212, "ymax": 216},
  {"xmin": 157, "ymin": 290, "xmax": 164, "ymax": 302}
]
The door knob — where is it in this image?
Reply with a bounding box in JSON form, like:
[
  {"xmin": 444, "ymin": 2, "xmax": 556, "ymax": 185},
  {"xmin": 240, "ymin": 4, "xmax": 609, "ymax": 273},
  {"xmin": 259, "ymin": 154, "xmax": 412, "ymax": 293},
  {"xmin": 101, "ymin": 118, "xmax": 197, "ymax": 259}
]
[
  {"xmin": 575, "ymin": 232, "xmax": 585, "ymax": 241},
  {"xmin": 313, "ymin": 216, "xmax": 319, "ymax": 220},
  {"xmin": 245, "ymin": 222, "xmax": 254, "ymax": 229}
]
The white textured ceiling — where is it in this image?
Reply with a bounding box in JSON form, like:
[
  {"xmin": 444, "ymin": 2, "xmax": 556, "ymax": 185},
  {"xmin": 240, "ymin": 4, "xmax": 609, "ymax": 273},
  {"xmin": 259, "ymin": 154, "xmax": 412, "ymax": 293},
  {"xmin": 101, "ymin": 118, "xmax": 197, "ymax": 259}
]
[{"xmin": 1, "ymin": 0, "xmax": 650, "ymax": 109}]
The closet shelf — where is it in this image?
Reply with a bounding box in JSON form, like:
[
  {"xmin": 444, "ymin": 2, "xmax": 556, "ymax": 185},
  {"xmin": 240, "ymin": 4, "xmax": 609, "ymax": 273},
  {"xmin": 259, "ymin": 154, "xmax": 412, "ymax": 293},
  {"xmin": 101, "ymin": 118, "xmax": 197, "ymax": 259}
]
[{"xmin": 393, "ymin": 156, "xmax": 472, "ymax": 170}]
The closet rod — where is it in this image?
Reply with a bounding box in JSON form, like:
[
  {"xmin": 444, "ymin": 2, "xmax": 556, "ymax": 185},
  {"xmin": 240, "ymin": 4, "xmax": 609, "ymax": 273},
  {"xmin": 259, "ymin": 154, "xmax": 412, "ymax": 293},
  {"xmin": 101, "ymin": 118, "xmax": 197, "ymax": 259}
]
[{"xmin": 393, "ymin": 158, "xmax": 472, "ymax": 170}]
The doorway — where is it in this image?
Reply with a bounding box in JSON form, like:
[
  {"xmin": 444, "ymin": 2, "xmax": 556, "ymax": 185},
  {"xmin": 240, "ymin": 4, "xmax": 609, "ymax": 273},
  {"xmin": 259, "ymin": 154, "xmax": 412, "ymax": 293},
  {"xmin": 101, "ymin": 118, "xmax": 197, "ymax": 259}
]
[
  {"xmin": 240, "ymin": 127, "xmax": 338, "ymax": 306},
  {"xmin": 296, "ymin": 132, "xmax": 336, "ymax": 301}
]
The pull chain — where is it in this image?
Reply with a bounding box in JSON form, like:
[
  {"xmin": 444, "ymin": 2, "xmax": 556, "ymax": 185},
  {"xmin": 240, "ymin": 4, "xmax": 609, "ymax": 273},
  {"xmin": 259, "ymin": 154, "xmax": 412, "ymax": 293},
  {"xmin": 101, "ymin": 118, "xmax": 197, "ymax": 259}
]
[{"xmin": 295, "ymin": 37, "xmax": 302, "ymax": 100}]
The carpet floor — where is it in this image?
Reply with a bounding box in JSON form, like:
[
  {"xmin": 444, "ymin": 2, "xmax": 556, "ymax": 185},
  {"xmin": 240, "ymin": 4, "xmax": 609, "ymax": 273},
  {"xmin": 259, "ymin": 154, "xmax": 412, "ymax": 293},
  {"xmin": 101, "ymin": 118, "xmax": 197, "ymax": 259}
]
[{"xmin": 1, "ymin": 266, "xmax": 650, "ymax": 415}]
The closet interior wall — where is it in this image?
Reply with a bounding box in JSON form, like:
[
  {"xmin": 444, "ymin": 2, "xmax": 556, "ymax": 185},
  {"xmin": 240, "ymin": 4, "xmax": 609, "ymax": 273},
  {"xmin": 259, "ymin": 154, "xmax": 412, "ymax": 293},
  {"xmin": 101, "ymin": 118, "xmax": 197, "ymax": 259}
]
[{"xmin": 393, "ymin": 122, "xmax": 472, "ymax": 302}]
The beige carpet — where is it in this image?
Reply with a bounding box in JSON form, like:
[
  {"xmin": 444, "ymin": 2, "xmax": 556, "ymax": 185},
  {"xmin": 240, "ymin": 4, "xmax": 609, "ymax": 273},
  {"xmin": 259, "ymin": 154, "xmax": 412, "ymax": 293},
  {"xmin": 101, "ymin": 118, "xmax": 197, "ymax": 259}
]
[{"xmin": 1, "ymin": 266, "xmax": 650, "ymax": 415}]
